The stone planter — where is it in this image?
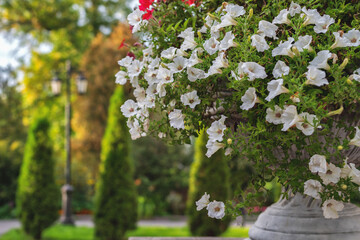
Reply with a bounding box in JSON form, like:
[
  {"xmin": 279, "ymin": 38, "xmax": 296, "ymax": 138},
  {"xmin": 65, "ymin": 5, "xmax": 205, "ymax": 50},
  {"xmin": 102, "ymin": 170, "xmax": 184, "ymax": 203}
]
[{"xmin": 248, "ymin": 192, "xmax": 360, "ymax": 240}]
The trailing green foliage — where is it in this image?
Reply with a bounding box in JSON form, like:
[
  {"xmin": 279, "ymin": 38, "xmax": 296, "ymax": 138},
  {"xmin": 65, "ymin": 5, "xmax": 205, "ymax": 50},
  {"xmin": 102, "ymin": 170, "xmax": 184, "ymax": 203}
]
[
  {"xmin": 187, "ymin": 130, "xmax": 231, "ymax": 236},
  {"xmin": 16, "ymin": 117, "xmax": 59, "ymax": 240},
  {"xmin": 94, "ymin": 86, "xmax": 137, "ymax": 240}
]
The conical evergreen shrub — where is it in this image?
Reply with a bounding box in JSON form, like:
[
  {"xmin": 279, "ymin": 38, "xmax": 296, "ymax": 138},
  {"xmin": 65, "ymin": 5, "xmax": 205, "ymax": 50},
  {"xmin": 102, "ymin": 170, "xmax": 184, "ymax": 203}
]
[
  {"xmin": 187, "ymin": 129, "xmax": 231, "ymax": 236},
  {"xmin": 17, "ymin": 117, "xmax": 59, "ymax": 240},
  {"xmin": 94, "ymin": 86, "xmax": 137, "ymax": 240}
]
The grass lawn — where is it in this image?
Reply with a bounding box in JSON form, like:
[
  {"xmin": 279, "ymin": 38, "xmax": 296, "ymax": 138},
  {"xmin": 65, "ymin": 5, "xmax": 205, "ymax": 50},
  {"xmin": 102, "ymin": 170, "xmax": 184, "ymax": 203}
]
[{"xmin": 0, "ymin": 225, "xmax": 249, "ymax": 240}]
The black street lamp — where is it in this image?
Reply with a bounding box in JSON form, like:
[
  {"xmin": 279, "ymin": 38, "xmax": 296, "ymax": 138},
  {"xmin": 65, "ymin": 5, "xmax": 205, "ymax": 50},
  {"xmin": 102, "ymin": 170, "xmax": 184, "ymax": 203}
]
[{"xmin": 51, "ymin": 61, "xmax": 88, "ymax": 225}]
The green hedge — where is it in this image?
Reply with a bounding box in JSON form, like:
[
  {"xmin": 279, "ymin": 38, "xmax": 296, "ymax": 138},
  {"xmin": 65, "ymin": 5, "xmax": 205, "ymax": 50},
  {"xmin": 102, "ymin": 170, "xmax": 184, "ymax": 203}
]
[
  {"xmin": 94, "ymin": 86, "xmax": 137, "ymax": 240},
  {"xmin": 187, "ymin": 129, "xmax": 231, "ymax": 236},
  {"xmin": 16, "ymin": 117, "xmax": 59, "ymax": 240}
]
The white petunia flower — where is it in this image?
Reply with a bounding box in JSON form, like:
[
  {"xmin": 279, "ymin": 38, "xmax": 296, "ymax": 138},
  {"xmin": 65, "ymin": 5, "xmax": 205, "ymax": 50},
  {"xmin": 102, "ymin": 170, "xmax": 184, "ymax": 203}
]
[
  {"xmin": 128, "ymin": 119, "xmax": 142, "ymax": 140},
  {"xmin": 309, "ymin": 50, "xmax": 331, "ymax": 70},
  {"xmin": 178, "ymin": 28, "xmax": 194, "ymax": 39},
  {"xmin": 281, "ymin": 105, "xmax": 302, "ymax": 131},
  {"xmin": 294, "ymin": 35, "xmax": 313, "ymax": 52},
  {"xmin": 167, "ymin": 56, "xmax": 188, "ymax": 73},
  {"xmin": 187, "ymin": 49, "xmax": 203, "ymax": 67},
  {"xmin": 217, "ymin": 13, "xmax": 238, "ymax": 29},
  {"xmin": 148, "ymin": 57, "xmax": 160, "ymax": 69},
  {"xmin": 203, "ymin": 37, "xmax": 220, "ymax": 55},
  {"xmin": 314, "ymin": 15, "xmax": 334, "ymax": 34},
  {"xmin": 265, "ymin": 79, "xmax": 289, "ymax": 101},
  {"xmin": 181, "ymin": 36, "xmax": 198, "ymax": 51},
  {"xmin": 127, "ymin": 9, "xmax": 144, "ymax": 26},
  {"xmin": 330, "ymin": 32, "xmax": 351, "ymax": 49},
  {"xmin": 224, "ymin": 3, "xmax": 245, "ymax": 18},
  {"xmin": 251, "ymin": 34, "xmax": 270, "ymax": 52},
  {"xmin": 289, "ymin": 2, "xmax": 301, "ymax": 16},
  {"xmin": 305, "ymin": 66, "xmax": 329, "ymax": 86},
  {"xmin": 133, "ymin": 87, "xmax": 146, "ymax": 103},
  {"xmin": 118, "ymin": 56, "xmax": 133, "ymax": 67},
  {"xmin": 180, "ymin": 90, "xmax": 201, "ymax": 109},
  {"xmin": 231, "ymin": 62, "xmax": 245, "ymax": 80},
  {"xmin": 344, "ymin": 29, "xmax": 360, "ymax": 47},
  {"xmin": 349, "ymin": 127, "xmax": 360, "ymax": 147},
  {"xmin": 168, "ymin": 109, "xmax": 185, "ymax": 129},
  {"xmin": 196, "ymin": 192, "xmax": 210, "ymax": 211},
  {"xmin": 302, "ymin": 7, "xmax": 321, "ymax": 26},
  {"xmin": 273, "ymin": 9, "xmax": 291, "ymax": 25},
  {"xmin": 210, "ymin": 22, "xmax": 221, "ymax": 39},
  {"xmin": 341, "ymin": 158, "xmax": 352, "ymax": 178},
  {"xmin": 258, "ymin": 20, "xmax": 278, "ymax": 39},
  {"xmin": 115, "ymin": 70, "xmax": 128, "ymax": 85},
  {"xmin": 240, "ymin": 87, "xmax": 259, "ymax": 110},
  {"xmin": 304, "ymin": 180, "xmax": 323, "ymax": 199},
  {"xmin": 272, "ymin": 37, "xmax": 294, "ymax": 57},
  {"xmin": 143, "ymin": 95, "xmax": 155, "ymax": 109},
  {"xmin": 266, "ymin": 105, "xmax": 284, "ymax": 125},
  {"xmin": 322, "ymin": 199, "xmax": 344, "ymax": 219},
  {"xmin": 121, "ymin": 99, "xmax": 138, "ymax": 118},
  {"xmin": 156, "ymin": 82, "xmax": 167, "ymax": 98},
  {"xmin": 207, "ymin": 115, "xmax": 227, "ymax": 142},
  {"xmin": 127, "ymin": 60, "xmax": 143, "ymax": 77},
  {"xmin": 205, "ymin": 140, "xmax": 225, "ymax": 158},
  {"xmin": 352, "ymin": 68, "xmax": 360, "ymax": 82},
  {"xmin": 157, "ymin": 66, "xmax": 174, "ymax": 83},
  {"xmin": 349, "ymin": 163, "xmax": 360, "ymax": 185},
  {"xmin": 272, "ymin": 60, "xmax": 290, "ymax": 78},
  {"xmin": 207, "ymin": 201, "xmax": 226, "ymax": 219},
  {"xmin": 175, "ymin": 49, "xmax": 189, "ymax": 57},
  {"xmin": 309, "ymin": 154, "xmax": 327, "ymax": 174},
  {"xmin": 161, "ymin": 47, "xmax": 177, "ymax": 60},
  {"xmin": 144, "ymin": 69, "xmax": 160, "ymax": 85},
  {"xmin": 219, "ymin": 31, "xmax": 238, "ymax": 51},
  {"xmin": 187, "ymin": 67, "xmax": 205, "ymax": 82},
  {"xmin": 241, "ymin": 62, "xmax": 267, "ymax": 81},
  {"xmin": 129, "ymin": 76, "xmax": 139, "ymax": 88},
  {"xmin": 319, "ymin": 163, "xmax": 341, "ymax": 185},
  {"xmin": 206, "ymin": 52, "xmax": 229, "ymax": 76},
  {"xmin": 296, "ymin": 112, "xmax": 319, "ymax": 136}
]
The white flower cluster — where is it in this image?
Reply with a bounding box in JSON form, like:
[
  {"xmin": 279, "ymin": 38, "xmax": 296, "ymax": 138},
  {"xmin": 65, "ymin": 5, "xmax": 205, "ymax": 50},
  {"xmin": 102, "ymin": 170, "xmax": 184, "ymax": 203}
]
[
  {"xmin": 305, "ymin": 134, "xmax": 360, "ymax": 219},
  {"xmin": 195, "ymin": 192, "xmax": 226, "ymax": 219},
  {"xmin": 119, "ymin": 1, "xmax": 360, "ymax": 219},
  {"xmin": 127, "ymin": 9, "xmax": 149, "ymax": 33}
]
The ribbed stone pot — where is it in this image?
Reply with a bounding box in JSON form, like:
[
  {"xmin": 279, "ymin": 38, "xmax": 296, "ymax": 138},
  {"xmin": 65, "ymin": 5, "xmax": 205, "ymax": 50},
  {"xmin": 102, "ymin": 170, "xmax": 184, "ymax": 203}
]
[
  {"xmin": 248, "ymin": 193, "xmax": 360, "ymax": 240},
  {"xmin": 248, "ymin": 110, "xmax": 360, "ymax": 240}
]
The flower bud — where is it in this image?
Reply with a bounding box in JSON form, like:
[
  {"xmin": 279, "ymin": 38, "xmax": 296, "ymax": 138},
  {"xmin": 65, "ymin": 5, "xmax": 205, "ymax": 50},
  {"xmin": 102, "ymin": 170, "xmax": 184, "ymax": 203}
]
[
  {"xmin": 326, "ymin": 105, "xmax": 343, "ymax": 117},
  {"xmin": 338, "ymin": 145, "xmax": 343, "ymax": 150},
  {"xmin": 341, "ymin": 184, "xmax": 347, "ymax": 190},
  {"xmin": 248, "ymin": 8, "xmax": 253, "ymax": 19},
  {"xmin": 227, "ymin": 138, "xmax": 232, "ymax": 145},
  {"xmin": 197, "ymin": 31, "xmax": 202, "ymax": 41},
  {"xmin": 339, "ymin": 58, "xmax": 349, "ymax": 69},
  {"xmin": 346, "ymin": 78, "xmax": 353, "ymax": 85}
]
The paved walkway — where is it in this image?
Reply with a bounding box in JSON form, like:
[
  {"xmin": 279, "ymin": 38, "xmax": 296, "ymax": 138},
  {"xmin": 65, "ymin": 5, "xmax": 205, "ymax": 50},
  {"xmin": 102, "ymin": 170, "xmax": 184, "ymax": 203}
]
[{"xmin": 0, "ymin": 215, "xmax": 254, "ymax": 236}]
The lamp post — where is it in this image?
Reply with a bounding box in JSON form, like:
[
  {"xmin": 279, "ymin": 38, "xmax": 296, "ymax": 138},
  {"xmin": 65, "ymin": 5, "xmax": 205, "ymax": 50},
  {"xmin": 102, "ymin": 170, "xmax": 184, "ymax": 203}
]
[{"xmin": 51, "ymin": 61, "xmax": 88, "ymax": 225}]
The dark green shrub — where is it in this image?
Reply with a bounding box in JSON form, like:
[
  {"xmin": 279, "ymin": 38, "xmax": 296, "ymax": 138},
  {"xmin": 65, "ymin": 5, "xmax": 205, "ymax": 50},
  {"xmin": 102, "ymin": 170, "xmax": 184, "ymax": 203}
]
[
  {"xmin": 94, "ymin": 86, "xmax": 137, "ymax": 240},
  {"xmin": 187, "ymin": 129, "xmax": 231, "ymax": 236},
  {"xmin": 17, "ymin": 117, "xmax": 59, "ymax": 240}
]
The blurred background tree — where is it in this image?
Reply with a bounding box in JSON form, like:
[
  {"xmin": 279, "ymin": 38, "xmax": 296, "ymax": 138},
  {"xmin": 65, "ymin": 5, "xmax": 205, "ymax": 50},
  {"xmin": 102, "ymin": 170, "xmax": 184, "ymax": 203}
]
[
  {"xmin": 0, "ymin": 66, "xmax": 26, "ymax": 218},
  {"xmin": 17, "ymin": 116, "xmax": 59, "ymax": 240},
  {"xmin": 94, "ymin": 86, "xmax": 137, "ymax": 240},
  {"xmin": 133, "ymin": 137, "xmax": 193, "ymax": 218},
  {"xmin": 187, "ymin": 130, "xmax": 231, "ymax": 236}
]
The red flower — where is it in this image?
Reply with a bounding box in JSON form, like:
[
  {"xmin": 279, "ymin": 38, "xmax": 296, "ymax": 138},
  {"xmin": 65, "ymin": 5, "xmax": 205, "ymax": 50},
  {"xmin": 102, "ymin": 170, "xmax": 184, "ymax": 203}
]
[
  {"xmin": 127, "ymin": 52, "xmax": 136, "ymax": 59},
  {"xmin": 142, "ymin": 9, "xmax": 154, "ymax": 20},
  {"xmin": 139, "ymin": 0, "xmax": 154, "ymax": 11},
  {"xmin": 118, "ymin": 39, "xmax": 126, "ymax": 49},
  {"xmin": 182, "ymin": 0, "xmax": 195, "ymax": 5}
]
